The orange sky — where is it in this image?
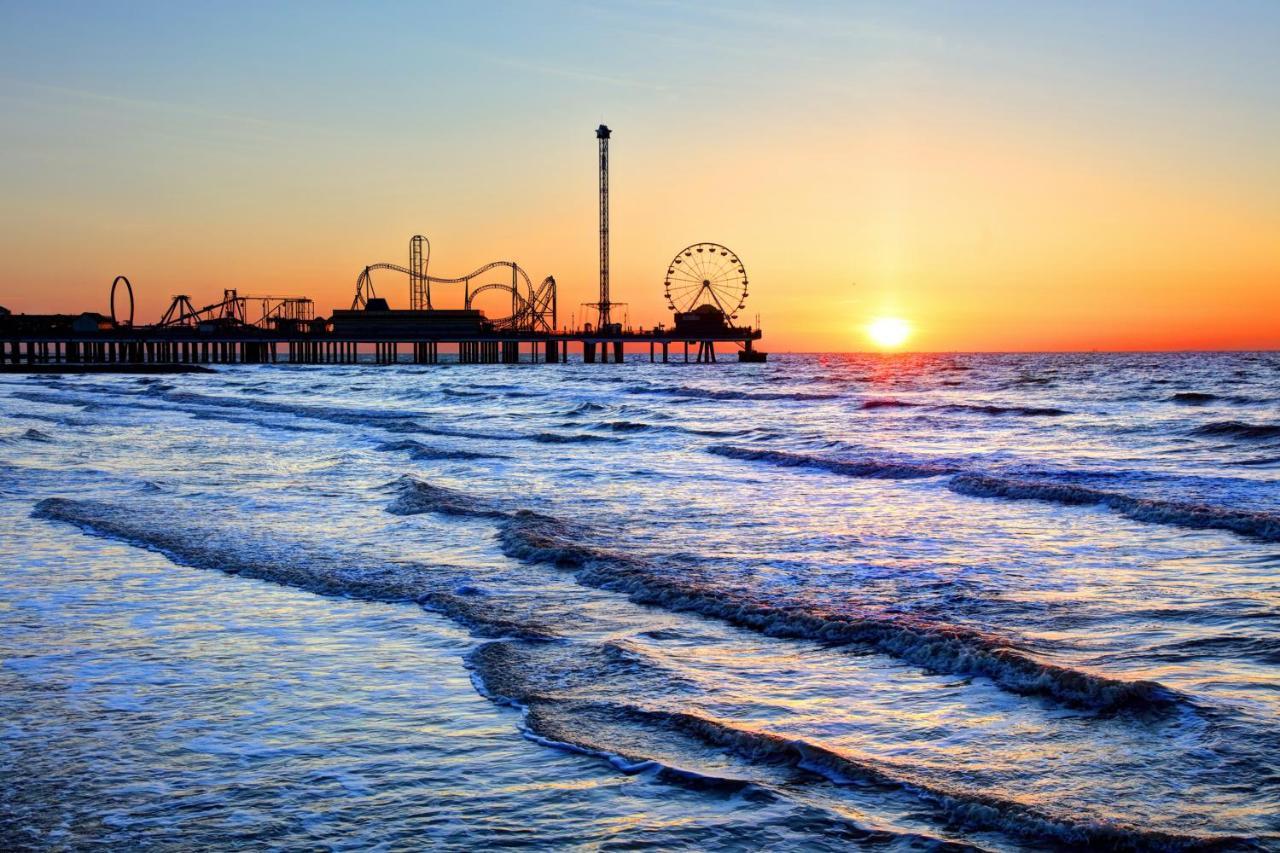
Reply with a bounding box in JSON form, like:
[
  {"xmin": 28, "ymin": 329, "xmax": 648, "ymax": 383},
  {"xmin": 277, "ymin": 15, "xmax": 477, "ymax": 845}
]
[{"xmin": 1, "ymin": 4, "xmax": 1276, "ymax": 351}]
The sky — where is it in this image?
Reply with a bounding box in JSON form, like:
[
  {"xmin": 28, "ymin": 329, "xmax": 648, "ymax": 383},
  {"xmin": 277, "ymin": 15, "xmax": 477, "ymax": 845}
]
[{"xmin": 0, "ymin": 1, "xmax": 1276, "ymax": 352}]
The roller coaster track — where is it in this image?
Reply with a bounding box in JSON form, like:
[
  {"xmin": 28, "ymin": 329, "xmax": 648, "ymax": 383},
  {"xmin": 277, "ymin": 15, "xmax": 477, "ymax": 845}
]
[
  {"xmin": 157, "ymin": 290, "xmax": 313, "ymax": 329},
  {"xmin": 353, "ymin": 259, "xmax": 555, "ymax": 333}
]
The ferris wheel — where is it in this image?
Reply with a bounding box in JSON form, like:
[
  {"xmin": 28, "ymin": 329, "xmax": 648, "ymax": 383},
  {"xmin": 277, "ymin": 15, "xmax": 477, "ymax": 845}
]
[{"xmin": 663, "ymin": 242, "xmax": 749, "ymax": 318}]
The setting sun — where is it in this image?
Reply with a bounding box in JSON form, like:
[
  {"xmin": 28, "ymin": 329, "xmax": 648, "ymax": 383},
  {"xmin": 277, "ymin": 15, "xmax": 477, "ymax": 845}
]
[{"xmin": 866, "ymin": 317, "xmax": 912, "ymax": 349}]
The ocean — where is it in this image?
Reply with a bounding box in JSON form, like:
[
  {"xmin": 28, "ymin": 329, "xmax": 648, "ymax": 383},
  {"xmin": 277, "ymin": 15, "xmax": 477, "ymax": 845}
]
[{"xmin": 1, "ymin": 352, "xmax": 1277, "ymax": 850}]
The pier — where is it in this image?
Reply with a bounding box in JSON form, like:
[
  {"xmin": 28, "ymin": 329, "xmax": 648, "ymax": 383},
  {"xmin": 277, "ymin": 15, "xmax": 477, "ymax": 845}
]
[
  {"xmin": 0, "ymin": 125, "xmax": 766, "ymax": 368},
  {"xmin": 0, "ymin": 320, "xmax": 764, "ymax": 367}
]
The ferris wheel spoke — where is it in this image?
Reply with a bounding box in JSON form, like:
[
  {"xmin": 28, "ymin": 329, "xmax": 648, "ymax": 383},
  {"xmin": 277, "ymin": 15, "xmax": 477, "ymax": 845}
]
[
  {"xmin": 707, "ymin": 284, "xmax": 741, "ymax": 308},
  {"xmin": 666, "ymin": 283, "xmax": 707, "ymax": 299},
  {"xmin": 666, "ymin": 278, "xmax": 704, "ymax": 293},
  {"xmin": 703, "ymin": 289, "xmax": 730, "ymax": 314},
  {"xmin": 678, "ymin": 257, "xmax": 702, "ymax": 286},
  {"xmin": 670, "ymin": 279, "xmax": 711, "ymax": 295},
  {"xmin": 711, "ymin": 289, "xmax": 745, "ymax": 313},
  {"xmin": 691, "ymin": 248, "xmax": 716, "ymax": 280}
]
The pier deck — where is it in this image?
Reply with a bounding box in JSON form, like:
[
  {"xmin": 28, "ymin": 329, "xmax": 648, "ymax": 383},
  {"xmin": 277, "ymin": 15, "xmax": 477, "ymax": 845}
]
[{"xmin": 0, "ymin": 327, "xmax": 765, "ymax": 366}]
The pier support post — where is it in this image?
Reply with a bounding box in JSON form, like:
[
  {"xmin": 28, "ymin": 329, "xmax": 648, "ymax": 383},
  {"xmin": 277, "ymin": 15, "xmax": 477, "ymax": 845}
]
[{"xmin": 584, "ymin": 342, "xmax": 596, "ymax": 363}]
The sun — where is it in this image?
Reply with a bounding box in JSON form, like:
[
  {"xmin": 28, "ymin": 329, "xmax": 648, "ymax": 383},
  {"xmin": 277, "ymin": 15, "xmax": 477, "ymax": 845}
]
[{"xmin": 866, "ymin": 316, "xmax": 912, "ymax": 349}]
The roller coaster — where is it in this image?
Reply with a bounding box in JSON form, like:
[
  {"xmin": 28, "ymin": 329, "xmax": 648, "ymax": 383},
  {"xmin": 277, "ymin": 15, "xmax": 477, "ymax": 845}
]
[
  {"xmin": 157, "ymin": 290, "xmax": 315, "ymax": 330},
  {"xmin": 351, "ymin": 235, "xmax": 556, "ymax": 333}
]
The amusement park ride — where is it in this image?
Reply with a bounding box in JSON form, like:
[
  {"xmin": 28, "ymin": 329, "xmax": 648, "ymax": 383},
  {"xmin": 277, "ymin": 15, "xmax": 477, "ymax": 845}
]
[{"xmin": 0, "ymin": 126, "xmax": 765, "ymax": 367}]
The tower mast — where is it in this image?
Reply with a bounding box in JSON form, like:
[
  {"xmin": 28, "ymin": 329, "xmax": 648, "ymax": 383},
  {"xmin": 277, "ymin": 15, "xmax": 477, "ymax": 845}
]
[{"xmin": 596, "ymin": 124, "xmax": 611, "ymax": 328}]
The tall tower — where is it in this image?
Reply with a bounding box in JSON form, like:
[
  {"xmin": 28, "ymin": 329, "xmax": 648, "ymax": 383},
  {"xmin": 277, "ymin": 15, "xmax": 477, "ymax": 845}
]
[
  {"xmin": 409, "ymin": 234, "xmax": 431, "ymax": 310},
  {"xmin": 596, "ymin": 124, "xmax": 611, "ymax": 328}
]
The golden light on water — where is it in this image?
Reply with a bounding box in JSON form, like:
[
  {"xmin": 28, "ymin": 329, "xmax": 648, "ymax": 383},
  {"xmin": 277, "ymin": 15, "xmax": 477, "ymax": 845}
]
[{"xmin": 866, "ymin": 317, "xmax": 912, "ymax": 350}]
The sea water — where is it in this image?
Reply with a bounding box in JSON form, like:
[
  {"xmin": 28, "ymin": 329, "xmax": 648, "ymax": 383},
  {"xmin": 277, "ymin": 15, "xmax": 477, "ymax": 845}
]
[{"xmin": 1, "ymin": 353, "xmax": 1277, "ymax": 850}]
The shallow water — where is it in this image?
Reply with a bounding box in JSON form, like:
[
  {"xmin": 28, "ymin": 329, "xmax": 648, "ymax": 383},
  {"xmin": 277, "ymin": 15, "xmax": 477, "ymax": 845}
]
[{"xmin": 2, "ymin": 353, "xmax": 1278, "ymax": 850}]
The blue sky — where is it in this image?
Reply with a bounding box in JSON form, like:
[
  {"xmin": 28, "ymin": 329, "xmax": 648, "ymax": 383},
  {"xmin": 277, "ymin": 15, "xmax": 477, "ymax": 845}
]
[{"xmin": 2, "ymin": 2, "xmax": 1276, "ymax": 348}]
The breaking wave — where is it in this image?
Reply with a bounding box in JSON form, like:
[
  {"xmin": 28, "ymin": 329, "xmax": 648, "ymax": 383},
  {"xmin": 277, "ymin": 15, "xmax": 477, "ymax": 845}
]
[
  {"xmin": 33, "ymin": 496, "xmax": 555, "ymax": 641},
  {"xmin": 385, "ymin": 479, "xmax": 1176, "ymax": 711},
  {"xmin": 384, "ymin": 475, "xmax": 506, "ymax": 518},
  {"xmin": 467, "ymin": 646, "xmax": 1232, "ymax": 851}
]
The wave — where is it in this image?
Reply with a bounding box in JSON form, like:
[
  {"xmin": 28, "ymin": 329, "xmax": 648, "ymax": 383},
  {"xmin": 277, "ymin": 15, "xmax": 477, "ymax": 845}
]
[
  {"xmin": 949, "ymin": 475, "xmax": 1280, "ymax": 542},
  {"xmin": 188, "ymin": 411, "xmax": 327, "ymax": 433},
  {"xmin": 414, "ymin": 425, "xmax": 525, "ymax": 442},
  {"xmin": 471, "ymin": 503, "xmax": 1175, "ymax": 710},
  {"xmin": 563, "ymin": 402, "xmax": 610, "ymax": 416},
  {"xmin": 383, "ymin": 482, "xmax": 1161, "ymax": 709},
  {"xmin": 627, "ymin": 707, "xmax": 1228, "ymax": 850},
  {"xmin": 935, "ymin": 403, "xmax": 1070, "ymax": 417},
  {"xmin": 151, "ymin": 389, "xmax": 428, "ymax": 434},
  {"xmin": 13, "ymin": 385, "xmax": 626, "ymax": 446},
  {"xmin": 1191, "ymin": 421, "xmax": 1280, "ymax": 441},
  {"xmin": 20, "ymin": 428, "xmax": 53, "ymax": 442},
  {"xmin": 627, "ymin": 385, "xmax": 840, "ymax": 402},
  {"xmin": 1147, "ymin": 634, "xmax": 1280, "ymax": 667},
  {"xmin": 713, "ymin": 445, "xmax": 1280, "ymax": 542},
  {"xmin": 1171, "ymin": 392, "xmax": 1218, "ymax": 405},
  {"xmin": 466, "ymin": 649, "xmax": 1228, "ymax": 851},
  {"xmin": 707, "ymin": 445, "xmax": 957, "ymax": 479},
  {"xmin": 384, "ymin": 475, "xmax": 506, "ymax": 518},
  {"xmin": 11, "ymin": 390, "xmax": 105, "ymax": 410},
  {"xmin": 683, "ymin": 426, "xmax": 752, "ymax": 437},
  {"xmin": 33, "ymin": 496, "xmax": 556, "ymax": 642},
  {"xmin": 375, "ymin": 440, "xmax": 506, "ymax": 461},
  {"xmin": 154, "ymin": 390, "xmax": 610, "ymax": 445},
  {"xmin": 592, "ymin": 420, "xmax": 653, "ymax": 432},
  {"xmin": 860, "ymin": 399, "xmax": 919, "ymax": 410},
  {"xmin": 509, "ymin": 702, "xmax": 980, "ymax": 847},
  {"xmin": 531, "ymin": 432, "xmax": 619, "ymax": 444},
  {"xmin": 12, "ymin": 388, "xmax": 324, "ymax": 434}
]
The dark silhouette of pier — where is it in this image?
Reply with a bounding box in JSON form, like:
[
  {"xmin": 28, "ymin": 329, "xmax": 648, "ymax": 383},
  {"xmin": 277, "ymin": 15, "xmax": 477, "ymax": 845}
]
[{"xmin": 0, "ymin": 126, "xmax": 766, "ymax": 368}]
